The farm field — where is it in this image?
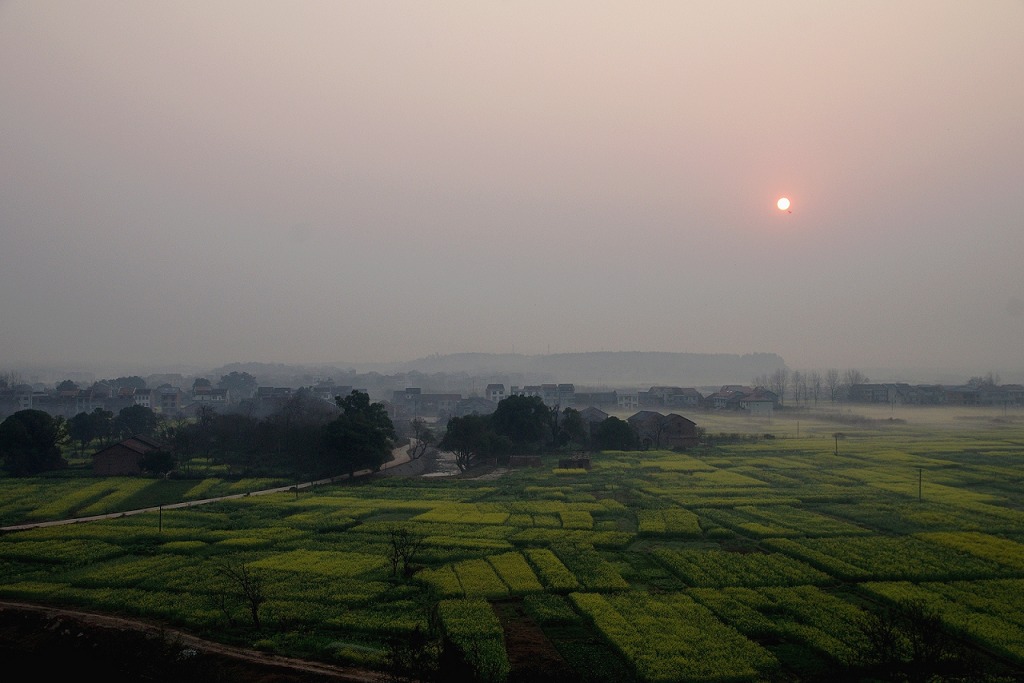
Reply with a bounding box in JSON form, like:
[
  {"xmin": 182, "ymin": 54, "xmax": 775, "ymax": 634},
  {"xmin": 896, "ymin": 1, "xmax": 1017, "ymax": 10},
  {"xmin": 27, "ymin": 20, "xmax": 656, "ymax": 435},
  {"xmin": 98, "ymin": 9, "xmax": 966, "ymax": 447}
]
[{"xmin": 2, "ymin": 405, "xmax": 1024, "ymax": 681}]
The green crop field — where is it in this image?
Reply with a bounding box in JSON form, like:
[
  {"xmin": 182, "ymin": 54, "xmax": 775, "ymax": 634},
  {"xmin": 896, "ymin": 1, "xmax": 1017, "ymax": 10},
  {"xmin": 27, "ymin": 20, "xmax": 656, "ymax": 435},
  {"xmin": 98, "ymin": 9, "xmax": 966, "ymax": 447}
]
[{"xmin": 2, "ymin": 405, "xmax": 1024, "ymax": 681}]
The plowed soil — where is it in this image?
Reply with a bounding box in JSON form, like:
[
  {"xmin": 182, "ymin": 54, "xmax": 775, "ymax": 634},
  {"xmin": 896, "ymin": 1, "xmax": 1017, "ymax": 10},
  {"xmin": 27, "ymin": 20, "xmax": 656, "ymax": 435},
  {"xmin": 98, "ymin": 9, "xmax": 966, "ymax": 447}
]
[{"xmin": 492, "ymin": 598, "xmax": 580, "ymax": 683}]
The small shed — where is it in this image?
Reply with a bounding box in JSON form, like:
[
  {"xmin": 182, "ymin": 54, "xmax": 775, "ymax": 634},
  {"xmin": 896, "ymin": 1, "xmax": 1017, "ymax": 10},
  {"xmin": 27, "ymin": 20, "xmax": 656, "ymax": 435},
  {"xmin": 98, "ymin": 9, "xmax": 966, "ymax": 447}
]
[
  {"xmin": 558, "ymin": 457, "xmax": 591, "ymax": 470},
  {"xmin": 92, "ymin": 435, "xmax": 166, "ymax": 476}
]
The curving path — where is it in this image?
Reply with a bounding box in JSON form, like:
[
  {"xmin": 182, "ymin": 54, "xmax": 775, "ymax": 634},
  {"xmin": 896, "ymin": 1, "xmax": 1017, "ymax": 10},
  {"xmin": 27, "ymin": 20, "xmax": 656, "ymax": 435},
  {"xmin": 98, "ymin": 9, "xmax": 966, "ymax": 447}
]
[
  {"xmin": 0, "ymin": 599, "xmax": 389, "ymax": 681},
  {"xmin": 0, "ymin": 444, "xmax": 414, "ymax": 533}
]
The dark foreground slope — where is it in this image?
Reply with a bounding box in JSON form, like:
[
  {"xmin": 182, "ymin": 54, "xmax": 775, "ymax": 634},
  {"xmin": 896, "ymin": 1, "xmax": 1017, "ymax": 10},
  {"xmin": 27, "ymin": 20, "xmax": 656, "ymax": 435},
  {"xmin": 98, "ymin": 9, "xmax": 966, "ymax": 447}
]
[{"xmin": 0, "ymin": 601, "xmax": 383, "ymax": 683}]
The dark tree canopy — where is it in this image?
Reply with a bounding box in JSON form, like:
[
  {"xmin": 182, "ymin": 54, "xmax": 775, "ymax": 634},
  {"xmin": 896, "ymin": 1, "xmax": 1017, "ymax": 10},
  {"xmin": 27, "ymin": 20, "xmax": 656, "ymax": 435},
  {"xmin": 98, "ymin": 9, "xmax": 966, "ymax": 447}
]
[
  {"xmin": 555, "ymin": 407, "xmax": 587, "ymax": 449},
  {"xmin": 489, "ymin": 395, "xmax": 550, "ymax": 453},
  {"xmin": 593, "ymin": 416, "xmax": 639, "ymax": 451},
  {"xmin": 274, "ymin": 388, "xmax": 338, "ymax": 428},
  {"xmin": 321, "ymin": 390, "xmax": 396, "ymax": 478},
  {"xmin": 140, "ymin": 449, "xmax": 176, "ymax": 476},
  {"xmin": 218, "ymin": 371, "xmax": 258, "ymax": 395},
  {"xmin": 0, "ymin": 409, "xmax": 67, "ymax": 475},
  {"xmin": 90, "ymin": 408, "xmax": 114, "ymax": 446},
  {"xmin": 439, "ymin": 413, "xmax": 494, "ymax": 472},
  {"xmin": 68, "ymin": 411, "xmax": 97, "ymax": 455},
  {"xmin": 116, "ymin": 404, "xmax": 160, "ymax": 438}
]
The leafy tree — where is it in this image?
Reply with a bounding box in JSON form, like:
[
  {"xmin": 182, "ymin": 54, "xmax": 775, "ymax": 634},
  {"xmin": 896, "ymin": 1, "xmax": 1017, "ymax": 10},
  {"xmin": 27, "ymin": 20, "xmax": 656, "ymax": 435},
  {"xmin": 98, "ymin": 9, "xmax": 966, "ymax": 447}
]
[
  {"xmin": 68, "ymin": 411, "xmax": 98, "ymax": 455},
  {"xmin": 103, "ymin": 375, "xmax": 147, "ymax": 390},
  {"xmin": 208, "ymin": 412, "xmax": 260, "ymax": 457},
  {"xmin": 89, "ymin": 407, "xmax": 115, "ymax": 446},
  {"xmin": 274, "ymin": 388, "xmax": 338, "ymax": 429},
  {"xmin": 218, "ymin": 371, "xmax": 258, "ymax": 398},
  {"xmin": 321, "ymin": 390, "xmax": 396, "ymax": 478},
  {"xmin": 0, "ymin": 409, "xmax": 68, "ymax": 475},
  {"xmin": 140, "ymin": 449, "xmax": 176, "ymax": 476},
  {"xmin": 115, "ymin": 404, "xmax": 160, "ymax": 438},
  {"xmin": 490, "ymin": 394, "xmax": 550, "ymax": 453},
  {"xmin": 193, "ymin": 404, "xmax": 218, "ymax": 457},
  {"xmin": 192, "ymin": 377, "xmax": 212, "ymax": 390},
  {"xmin": 258, "ymin": 388, "xmax": 340, "ymax": 474},
  {"xmin": 593, "ymin": 416, "xmax": 639, "ymax": 451},
  {"xmin": 56, "ymin": 379, "xmax": 79, "ymax": 392},
  {"xmin": 555, "ymin": 407, "xmax": 587, "ymax": 450},
  {"xmin": 159, "ymin": 417, "xmax": 199, "ymax": 462},
  {"xmin": 439, "ymin": 413, "xmax": 497, "ymax": 472}
]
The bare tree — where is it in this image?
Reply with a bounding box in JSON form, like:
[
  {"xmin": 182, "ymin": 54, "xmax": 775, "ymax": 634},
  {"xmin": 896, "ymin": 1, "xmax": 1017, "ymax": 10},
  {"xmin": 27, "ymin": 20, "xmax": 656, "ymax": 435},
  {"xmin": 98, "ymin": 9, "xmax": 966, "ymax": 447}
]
[
  {"xmin": 967, "ymin": 372, "xmax": 1001, "ymax": 388},
  {"xmin": 809, "ymin": 371, "xmax": 823, "ymax": 405},
  {"xmin": 843, "ymin": 368, "xmax": 869, "ymax": 387},
  {"xmin": 826, "ymin": 369, "xmax": 840, "ymax": 403},
  {"xmin": 388, "ymin": 527, "xmax": 425, "ymax": 579},
  {"xmin": 408, "ymin": 418, "xmax": 437, "ymax": 461},
  {"xmin": 791, "ymin": 370, "xmax": 803, "ymax": 405},
  {"xmin": 840, "ymin": 369, "xmax": 869, "ymax": 403},
  {"xmin": 0, "ymin": 370, "xmax": 24, "ymax": 389},
  {"xmin": 216, "ymin": 560, "xmax": 267, "ymax": 630},
  {"xmin": 770, "ymin": 368, "xmax": 790, "ymax": 406},
  {"xmin": 853, "ymin": 599, "xmax": 982, "ymax": 680}
]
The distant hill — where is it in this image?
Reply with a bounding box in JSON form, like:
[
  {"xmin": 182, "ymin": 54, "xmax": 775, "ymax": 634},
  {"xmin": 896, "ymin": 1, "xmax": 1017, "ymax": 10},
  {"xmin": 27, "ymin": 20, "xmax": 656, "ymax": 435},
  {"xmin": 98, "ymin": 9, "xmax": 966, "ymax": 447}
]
[{"xmin": 384, "ymin": 351, "xmax": 787, "ymax": 387}]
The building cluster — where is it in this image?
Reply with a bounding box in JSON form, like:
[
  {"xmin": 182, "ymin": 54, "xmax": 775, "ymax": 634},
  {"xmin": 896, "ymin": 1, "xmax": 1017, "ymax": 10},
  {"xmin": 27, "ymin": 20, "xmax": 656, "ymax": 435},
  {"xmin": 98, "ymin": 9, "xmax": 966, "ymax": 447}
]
[
  {"xmin": 0, "ymin": 382, "xmax": 218, "ymax": 419},
  {"xmin": 386, "ymin": 384, "xmax": 780, "ymax": 422},
  {"xmin": 847, "ymin": 382, "xmax": 1024, "ymax": 406},
  {"xmin": 4, "ymin": 376, "xmax": 1022, "ymax": 424}
]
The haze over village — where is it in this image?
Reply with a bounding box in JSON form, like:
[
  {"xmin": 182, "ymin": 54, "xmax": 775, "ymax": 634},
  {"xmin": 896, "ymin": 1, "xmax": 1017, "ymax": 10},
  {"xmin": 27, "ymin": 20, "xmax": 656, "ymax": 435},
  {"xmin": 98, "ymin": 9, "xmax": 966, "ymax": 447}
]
[
  {"xmin": 3, "ymin": 351, "xmax": 1021, "ymax": 431},
  {"xmin": 1, "ymin": 3, "xmax": 1022, "ymax": 385}
]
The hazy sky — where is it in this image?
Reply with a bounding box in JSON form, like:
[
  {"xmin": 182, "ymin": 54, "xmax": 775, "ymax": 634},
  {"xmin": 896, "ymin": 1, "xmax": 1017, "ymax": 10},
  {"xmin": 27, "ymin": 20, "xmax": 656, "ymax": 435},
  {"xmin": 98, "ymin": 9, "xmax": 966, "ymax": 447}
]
[{"xmin": 2, "ymin": 2, "xmax": 1022, "ymax": 378}]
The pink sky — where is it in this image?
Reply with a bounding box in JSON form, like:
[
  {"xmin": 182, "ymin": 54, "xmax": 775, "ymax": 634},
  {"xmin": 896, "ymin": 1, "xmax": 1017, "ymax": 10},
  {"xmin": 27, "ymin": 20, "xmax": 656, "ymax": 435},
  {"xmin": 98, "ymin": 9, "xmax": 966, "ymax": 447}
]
[{"xmin": 2, "ymin": 2, "xmax": 1022, "ymax": 380}]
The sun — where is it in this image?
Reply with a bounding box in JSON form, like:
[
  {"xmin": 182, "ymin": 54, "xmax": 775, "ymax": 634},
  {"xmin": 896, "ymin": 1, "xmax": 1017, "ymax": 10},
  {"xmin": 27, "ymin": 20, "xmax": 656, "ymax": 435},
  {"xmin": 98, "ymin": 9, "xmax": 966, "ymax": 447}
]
[{"xmin": 776, "ymin": 197, "xmax": 791, "ymax": 211}]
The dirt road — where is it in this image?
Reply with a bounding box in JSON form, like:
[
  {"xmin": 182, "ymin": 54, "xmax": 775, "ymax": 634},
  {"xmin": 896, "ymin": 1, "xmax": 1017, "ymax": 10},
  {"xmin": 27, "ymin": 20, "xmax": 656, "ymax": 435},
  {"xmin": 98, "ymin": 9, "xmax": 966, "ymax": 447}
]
[
  {"xmin": 0, "ymin": 599, "xmax": 389, "ymax": 682},
  {"xmin": 0, "ymin": 444, "xmax": 417, "ymax": 533}
]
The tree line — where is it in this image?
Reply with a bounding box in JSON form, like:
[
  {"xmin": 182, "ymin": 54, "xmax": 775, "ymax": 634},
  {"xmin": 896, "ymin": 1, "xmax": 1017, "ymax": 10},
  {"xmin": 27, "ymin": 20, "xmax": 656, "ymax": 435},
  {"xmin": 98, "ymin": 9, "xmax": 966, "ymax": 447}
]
[
  {"xmin": 0, "ymin": 389, "xmax": 394, "ymax": 479},
  {"xmin": 0, "ymin": 391, "xmax": 651, "ymax": 479},
  {"xmin": 435, "ymin": 395, "xmax": 642, "ymax": 471}
]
